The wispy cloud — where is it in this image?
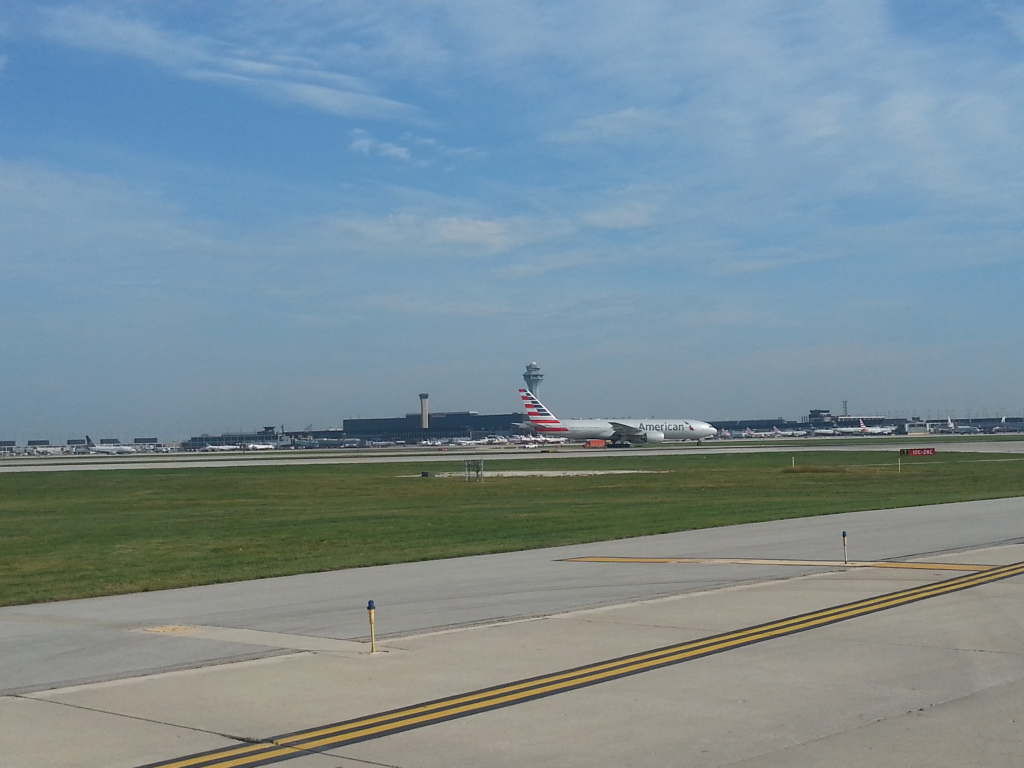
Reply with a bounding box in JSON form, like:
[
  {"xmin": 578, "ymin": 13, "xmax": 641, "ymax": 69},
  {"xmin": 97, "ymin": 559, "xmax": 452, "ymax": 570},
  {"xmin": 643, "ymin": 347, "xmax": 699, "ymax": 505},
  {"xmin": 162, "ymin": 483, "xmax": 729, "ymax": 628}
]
[
  {"xmin": 40, "ymin": 5, "xmax": 415, "ymax": 120},
  {"xmin": 349, "ymin": 130, "xmax": 413, "ymax": 162},
  {"xmin": 306, "ymin": 210, "xmax": 539, "ymax": 259},
  {"xmin": 0, "ymin": 159, "xmax": 216, "ymax": 276},
  {"xmin": 544, "ymin": 108, "xmax": 681, "ymax": 144},
  {"xmin": 3, "ymin": 1, "xmax": 1024, "ymax": 434}
]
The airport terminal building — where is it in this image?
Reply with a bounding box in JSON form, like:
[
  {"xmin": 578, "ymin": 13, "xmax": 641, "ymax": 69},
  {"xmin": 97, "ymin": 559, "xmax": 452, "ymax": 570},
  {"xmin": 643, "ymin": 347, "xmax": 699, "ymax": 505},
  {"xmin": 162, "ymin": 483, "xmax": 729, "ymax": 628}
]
[
  {"xmin": 342, "ymin": 411, "xmax": 526, "ymax": 443},
  {"xmin": 177, "ymin": 412, "xmax": 527, "ymax": 450}
]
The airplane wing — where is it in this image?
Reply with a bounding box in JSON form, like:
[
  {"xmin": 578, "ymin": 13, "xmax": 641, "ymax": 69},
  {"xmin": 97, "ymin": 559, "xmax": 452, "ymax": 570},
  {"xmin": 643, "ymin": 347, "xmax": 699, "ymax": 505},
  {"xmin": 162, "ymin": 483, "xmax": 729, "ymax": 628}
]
[{"xmin": 607, "ymin": 421, "xmax": 645, "ymax": 437}]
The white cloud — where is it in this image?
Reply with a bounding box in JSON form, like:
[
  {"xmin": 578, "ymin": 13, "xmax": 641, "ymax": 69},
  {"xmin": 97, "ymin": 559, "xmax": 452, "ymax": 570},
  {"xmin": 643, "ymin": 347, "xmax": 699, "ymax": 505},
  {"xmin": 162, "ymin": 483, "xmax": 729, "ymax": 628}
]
[
  {"xmin": 349, "ymin": 130, "xmax": 413, "ymax": 161},
  {"xmin": 42, "ymin": 6, "xmax": 209, "ymax": 69},
  {"xmin": 309, "ymin": 211, "xmax": 531, "ymax": 258},
  {"xmin": 431, "ymin": 217, "xmax": 511, "ymax": 249},
  {"xmin": 344, "ymin": 131, "xmax": 485, "ymax": 167}
]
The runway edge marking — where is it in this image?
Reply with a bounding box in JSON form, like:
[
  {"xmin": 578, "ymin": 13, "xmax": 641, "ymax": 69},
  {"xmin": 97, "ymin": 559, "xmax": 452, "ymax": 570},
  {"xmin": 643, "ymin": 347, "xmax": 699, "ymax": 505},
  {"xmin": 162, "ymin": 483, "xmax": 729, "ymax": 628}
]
[{"xmin": 137, "ymin": 559, "xmax": 1024, "ymax": 768}]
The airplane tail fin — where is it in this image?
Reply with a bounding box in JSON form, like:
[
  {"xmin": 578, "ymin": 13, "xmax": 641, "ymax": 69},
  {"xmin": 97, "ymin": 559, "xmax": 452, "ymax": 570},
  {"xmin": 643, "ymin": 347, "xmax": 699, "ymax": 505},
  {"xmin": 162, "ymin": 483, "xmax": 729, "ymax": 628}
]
[
  {"xmin": 518, "ymin": 389, "xmax": 566, "ymax": 433},
  {"xmin": 86, "ymin": 435, "xmax": 95, "ymax": 447}
]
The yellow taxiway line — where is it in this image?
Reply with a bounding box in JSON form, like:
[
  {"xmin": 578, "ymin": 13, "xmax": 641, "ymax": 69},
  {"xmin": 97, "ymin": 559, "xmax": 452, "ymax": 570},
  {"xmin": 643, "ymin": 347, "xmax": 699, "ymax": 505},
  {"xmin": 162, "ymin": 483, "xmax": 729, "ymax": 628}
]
[
  {"xmin": 139, "ymin": 559, "xmax": 1024, "ymax": 768},
  {"xmin": 564, "ymin": 556, "xmax": 992, "ymax": 571}
]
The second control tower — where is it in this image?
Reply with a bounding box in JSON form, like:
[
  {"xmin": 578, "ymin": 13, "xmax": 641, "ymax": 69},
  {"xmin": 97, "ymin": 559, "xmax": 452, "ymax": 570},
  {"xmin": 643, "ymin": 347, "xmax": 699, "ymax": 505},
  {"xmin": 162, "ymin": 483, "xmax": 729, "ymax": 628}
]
[{"xmin": 523, "ymin": 362, "xmax": 544, "ymax": 395}]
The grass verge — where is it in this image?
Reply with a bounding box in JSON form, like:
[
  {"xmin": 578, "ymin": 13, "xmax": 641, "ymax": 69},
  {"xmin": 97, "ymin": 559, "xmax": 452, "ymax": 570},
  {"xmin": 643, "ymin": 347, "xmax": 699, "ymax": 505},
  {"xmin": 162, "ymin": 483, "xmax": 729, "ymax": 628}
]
[{"xmin": 1, "ymin": 451, "xmax": 1021, "ymax": 606}]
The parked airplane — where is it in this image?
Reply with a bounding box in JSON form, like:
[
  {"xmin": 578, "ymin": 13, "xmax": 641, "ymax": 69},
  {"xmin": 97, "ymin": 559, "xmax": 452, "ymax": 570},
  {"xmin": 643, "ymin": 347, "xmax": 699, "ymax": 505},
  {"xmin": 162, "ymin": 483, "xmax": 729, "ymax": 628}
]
[
  {"xmin": 29, "ymin": 445, "xmax": 65, "ymax": 456},
  {"xmin": 85, "ymin": 436, "xmax": 137, "ymax": 455},
  {"xmin": 510, "ymin": 433, "xmax": 567, "ymax": 446},
  {"xmin": 833, "ymin": 420, "xmax": 894, "ymax": 436},
  {"xmin": 200, "ymin": 443, "xmax": 239, "ymax": 452},
  {"xmin": 832, "ymin": 423, "xmax": 864, "ymax": 435},
  {"xmin": 243, "ymin": 443, "xmax": 276, "ymax": 451},
  {"xmin": 772, "ymin": 426, "xmax": 808, "ymax": 437},
  {"xmin": 859, "ymin": 419, "xmax": 895, "ymax": 436},
  {"xmin": 519, "ymin": 389, "xmax": 716, "ymax": 445},
  {"xmin": 946, "ymin": 418, "xmax": 980, "ymax": 435},
  {"xmin": 744, "ymin": 427, "xmax": 773, "ymax": 438},
  {"xmin": 990, "ymin": 417, "xmax": 1020, "ymax": 434}
]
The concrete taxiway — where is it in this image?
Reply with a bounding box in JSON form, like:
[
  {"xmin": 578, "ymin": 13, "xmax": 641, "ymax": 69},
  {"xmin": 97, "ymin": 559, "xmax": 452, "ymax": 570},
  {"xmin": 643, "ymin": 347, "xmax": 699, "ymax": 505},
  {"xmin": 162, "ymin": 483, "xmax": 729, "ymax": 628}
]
[{"xmin": 2, "ymin": 496, "xmax": 1023, "ymax": 767}]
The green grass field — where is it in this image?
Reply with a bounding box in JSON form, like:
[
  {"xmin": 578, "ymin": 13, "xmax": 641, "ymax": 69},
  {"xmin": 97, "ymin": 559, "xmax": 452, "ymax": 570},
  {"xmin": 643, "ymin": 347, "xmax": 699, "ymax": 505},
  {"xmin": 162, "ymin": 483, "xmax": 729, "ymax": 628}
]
[{"xmin": 1, "ymin": 451, "xmax": 1022, "ymax": 606}]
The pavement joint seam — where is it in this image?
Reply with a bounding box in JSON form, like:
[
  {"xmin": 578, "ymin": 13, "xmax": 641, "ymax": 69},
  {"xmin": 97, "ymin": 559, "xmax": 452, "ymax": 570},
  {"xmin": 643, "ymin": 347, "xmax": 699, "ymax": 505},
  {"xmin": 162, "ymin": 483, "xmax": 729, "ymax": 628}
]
[{"xmin": 11, "ymin": 693, "xmax": 270, "ymax": 747}]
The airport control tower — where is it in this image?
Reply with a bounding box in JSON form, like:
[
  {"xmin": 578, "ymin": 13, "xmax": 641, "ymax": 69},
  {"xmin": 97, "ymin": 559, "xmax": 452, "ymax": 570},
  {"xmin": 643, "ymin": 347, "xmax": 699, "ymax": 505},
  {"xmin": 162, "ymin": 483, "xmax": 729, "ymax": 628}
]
[{"xmin": 523, "ymin": 362, "xmax": 544, "ymax": 395}]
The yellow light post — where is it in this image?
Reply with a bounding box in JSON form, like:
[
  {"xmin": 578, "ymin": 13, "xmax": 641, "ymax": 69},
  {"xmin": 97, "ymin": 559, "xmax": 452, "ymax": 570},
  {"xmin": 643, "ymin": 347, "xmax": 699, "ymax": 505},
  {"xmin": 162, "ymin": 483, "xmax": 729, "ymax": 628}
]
[{"xmin": 367, "ymin": 600, "xmax": 377, "ymax": 653}]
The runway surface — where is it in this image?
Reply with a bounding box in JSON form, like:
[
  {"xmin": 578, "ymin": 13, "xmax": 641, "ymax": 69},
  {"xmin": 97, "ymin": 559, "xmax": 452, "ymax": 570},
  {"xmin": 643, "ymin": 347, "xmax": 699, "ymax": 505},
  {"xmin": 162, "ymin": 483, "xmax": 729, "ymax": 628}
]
[
  {"xmin": 3, "ymin": 494, "xmax": 1023, "ymax": 767},
  {"xmin": 2, "ymin": 436, "xmax": 1023, "ymax": 472}
]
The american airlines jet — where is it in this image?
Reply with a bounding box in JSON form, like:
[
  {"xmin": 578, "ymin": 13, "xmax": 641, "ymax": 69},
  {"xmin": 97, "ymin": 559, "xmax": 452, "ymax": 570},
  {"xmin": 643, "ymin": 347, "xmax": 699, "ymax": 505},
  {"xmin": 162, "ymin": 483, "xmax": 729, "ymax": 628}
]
[
  {"xmin": 518, "ymin": 389, "xmax": 717, "ymax": 445},
  {"xmin": 833, "ymin": 419, "xmax": 894, "ymax": 436}
]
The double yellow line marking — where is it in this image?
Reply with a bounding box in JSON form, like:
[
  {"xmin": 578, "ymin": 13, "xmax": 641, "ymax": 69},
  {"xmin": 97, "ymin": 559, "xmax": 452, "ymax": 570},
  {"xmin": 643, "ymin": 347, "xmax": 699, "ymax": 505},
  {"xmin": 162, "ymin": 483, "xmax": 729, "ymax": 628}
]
[
  {"xmin": 140, "ymin": 560, "xmax": 1024, "ymax": 768},
  {"xmin": 567, "ymin": 556, "xmax": 991, "ymax": 571}
]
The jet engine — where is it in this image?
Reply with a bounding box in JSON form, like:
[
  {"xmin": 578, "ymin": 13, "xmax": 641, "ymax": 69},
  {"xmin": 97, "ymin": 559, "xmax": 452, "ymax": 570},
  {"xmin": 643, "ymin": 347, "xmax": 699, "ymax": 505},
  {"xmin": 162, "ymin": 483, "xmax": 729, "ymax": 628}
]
[{"xmin": 639, "ymin": 430, "xmax": 665, "ymax": 443}]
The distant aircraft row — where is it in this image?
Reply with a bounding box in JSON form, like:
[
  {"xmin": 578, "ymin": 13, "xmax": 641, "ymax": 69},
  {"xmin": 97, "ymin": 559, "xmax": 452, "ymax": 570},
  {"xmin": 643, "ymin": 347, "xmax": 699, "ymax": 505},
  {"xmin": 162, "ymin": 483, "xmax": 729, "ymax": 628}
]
[
  {"xmin": 741, "ymin": 419, "xmax": 896, "ymax": 438},
  {"xmin": 199, "ymin": 442, "xmax": 275, "ymax": 452},
  {"xmin": 82, "ymin": 437, "xmax": 273, "ymax": 454},
  {"xmin": 29, "ymin": 412, "xmax": 999, "ymax": 458}
]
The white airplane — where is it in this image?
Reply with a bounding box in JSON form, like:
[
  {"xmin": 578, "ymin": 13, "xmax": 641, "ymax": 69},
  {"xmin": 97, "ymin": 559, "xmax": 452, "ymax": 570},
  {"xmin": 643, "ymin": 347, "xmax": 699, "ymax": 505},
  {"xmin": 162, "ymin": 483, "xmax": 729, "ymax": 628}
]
[
  {"xmin": 744, "ymin": 427, "xmax": 773, "ymax": 438},
  {"xmin": 519, "ymin": 389, "xmax": 717, "ymax": 445},
  {"xmin": 832, "ymin": 422, "xmax": 864, "ymax": 435},
  {"xmin": 85, "ymin": 436, "xmax": 137, "ymax": 455},
  {"xmin": 990, "ymin": 416, "xmax": 1019, "ymax": 434},
  {"xmin": 243, "ymin": 442, "xmax": 276, "ymax": 451},
  {"xmin": 200, "ymin": 443, "xmax": 239, "ymax": 452},
  {"xmin": 860, "ymin": 419, "xmax": 895, "ymax": 436},
  {"xmin": 772, "ymin": 426, "xmax": 808, "ymax": 437},
  {"xmin": 833, "ymin": 419, "xmax": 894, "ymax": 436},
  {"xmin": 29, "ymin": 445, "xmax": 65, "ymax": 455},
  {"xmin": 946, "ymin": 418, "xmax": 980, "ymax": 435}
]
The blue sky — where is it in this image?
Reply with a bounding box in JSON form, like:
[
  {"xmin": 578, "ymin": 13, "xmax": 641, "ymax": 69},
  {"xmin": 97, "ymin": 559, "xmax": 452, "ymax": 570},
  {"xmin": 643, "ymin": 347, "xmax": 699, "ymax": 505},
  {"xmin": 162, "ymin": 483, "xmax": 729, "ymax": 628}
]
[{"xmin": 2, "ymin": 1, "xmax": 1022, "ymax": 441}]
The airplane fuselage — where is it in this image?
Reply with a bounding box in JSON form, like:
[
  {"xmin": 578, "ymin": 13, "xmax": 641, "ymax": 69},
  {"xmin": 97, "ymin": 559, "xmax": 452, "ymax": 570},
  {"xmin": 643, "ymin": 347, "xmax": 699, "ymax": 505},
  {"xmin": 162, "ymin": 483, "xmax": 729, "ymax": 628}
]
[
  {"xmin": 536, "ymin": 417, "xmax": 716, "ymax": 442},
  {"xmin": 519, "ymin": 389, "xmax": 717, "ymax": 444}
]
